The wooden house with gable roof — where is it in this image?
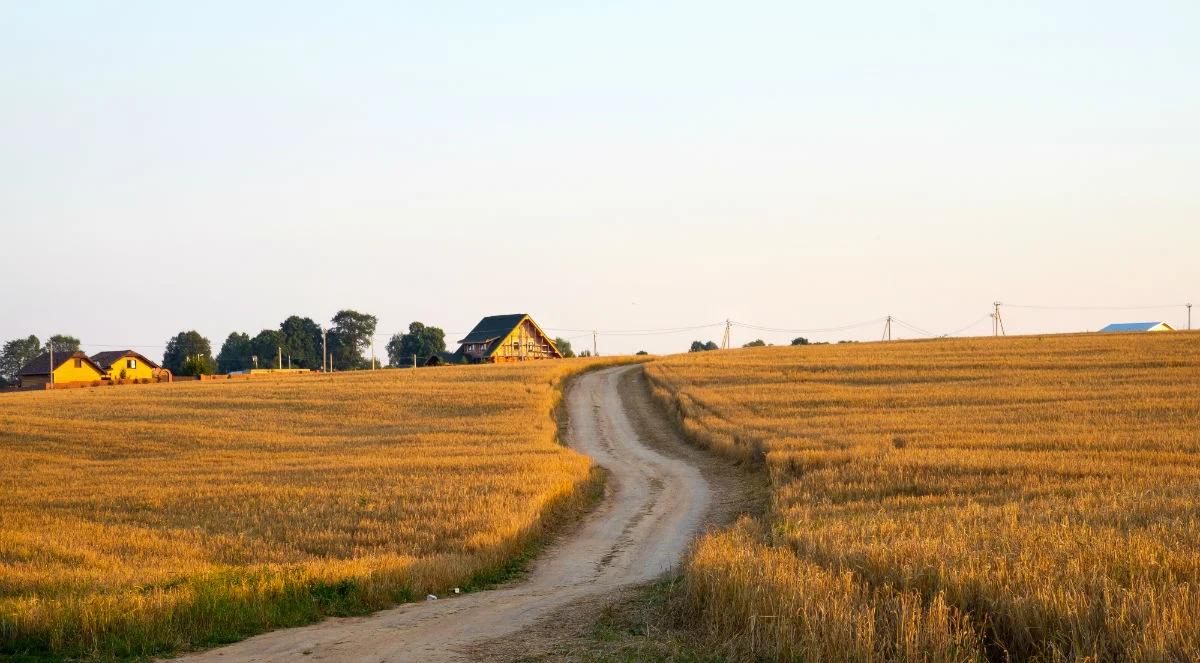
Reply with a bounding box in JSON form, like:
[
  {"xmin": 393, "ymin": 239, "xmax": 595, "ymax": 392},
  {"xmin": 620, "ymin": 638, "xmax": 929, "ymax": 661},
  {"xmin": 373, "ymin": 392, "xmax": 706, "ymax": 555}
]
[{"xmin": 452, "ymin": 314, "xmax": 562, "ymax": 363}]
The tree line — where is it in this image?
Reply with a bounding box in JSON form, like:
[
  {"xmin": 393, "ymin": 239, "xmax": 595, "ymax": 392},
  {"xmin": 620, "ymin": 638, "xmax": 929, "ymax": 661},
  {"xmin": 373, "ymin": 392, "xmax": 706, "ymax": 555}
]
[
  {"xmin": 174, "ymin": 309, "xmax": 380, "ymax": 376},
  {"xmin": 1, "ymin": 318, "xmax": 633, "ymax": 385},
  {"xmin": 687, "ymin": 337, "xmax": 815, "ymax": 352},
  {"xmin": 0, "ymin": 335, "xmax": 83, "ymax": 385}
]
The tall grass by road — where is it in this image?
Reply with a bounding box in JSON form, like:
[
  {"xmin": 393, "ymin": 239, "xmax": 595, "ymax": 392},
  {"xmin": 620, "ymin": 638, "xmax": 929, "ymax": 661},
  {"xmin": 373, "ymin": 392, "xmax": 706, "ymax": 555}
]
[
  {"xmin": 0, "ymin": 358, "xmax": 631, "ymax": 660},
  {"xmin": 647, "ymin": 332, "xmax": 1200, "ymax": 663}
]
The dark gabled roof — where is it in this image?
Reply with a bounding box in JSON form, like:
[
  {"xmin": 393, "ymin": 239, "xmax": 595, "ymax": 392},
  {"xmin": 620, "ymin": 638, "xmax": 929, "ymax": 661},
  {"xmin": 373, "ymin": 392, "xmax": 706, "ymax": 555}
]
[
  {"xmin": 457, "ymin": 314, "xmax": 530, "ymax": 344},
  {"xmin": 90, "ymin": 350, "xmax": 162, "ymax": 370},
  {"xmin": 423, "ymin": 351, "xmax": 459, "ymax": 366},
  {"xmin": 18, "ymin": 351, "xmax": 105, "ymax": 376}
]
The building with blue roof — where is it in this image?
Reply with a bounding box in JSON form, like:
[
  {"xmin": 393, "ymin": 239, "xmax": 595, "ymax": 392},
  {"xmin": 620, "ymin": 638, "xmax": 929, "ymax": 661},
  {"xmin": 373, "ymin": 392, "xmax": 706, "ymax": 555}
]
[{"xmin": 1098, "ymin": 321, "xmax": 1175, "ymax": 333}]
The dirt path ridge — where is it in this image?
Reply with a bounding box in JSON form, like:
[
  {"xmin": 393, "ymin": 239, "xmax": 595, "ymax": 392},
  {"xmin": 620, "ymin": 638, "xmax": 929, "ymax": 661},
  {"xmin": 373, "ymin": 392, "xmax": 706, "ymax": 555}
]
[{"xmin": 170, "ymin": 364, "xmax": 714, "ymax": 663}]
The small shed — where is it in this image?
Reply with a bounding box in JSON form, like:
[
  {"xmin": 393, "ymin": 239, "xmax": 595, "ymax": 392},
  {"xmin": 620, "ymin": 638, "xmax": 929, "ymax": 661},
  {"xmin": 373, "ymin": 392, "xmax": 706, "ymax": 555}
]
[
  {"xmin": 1098, "ymin": 321, "xmax": 1175, "ymax": 333},
  {"xmin": 423, "ymin": 351, "xmax": 458, "ymax": 367}
]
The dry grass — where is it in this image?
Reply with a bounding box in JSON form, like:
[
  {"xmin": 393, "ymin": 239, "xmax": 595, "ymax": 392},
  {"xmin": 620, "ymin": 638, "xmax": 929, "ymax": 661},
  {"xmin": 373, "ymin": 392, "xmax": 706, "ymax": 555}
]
[
  {"xmin": 646, "ymin": 332, "xmax": 1200, "ymax": 663},
  {"xmin": 0, "ymin": 358, "xmax": 631, "ymax": 660}
]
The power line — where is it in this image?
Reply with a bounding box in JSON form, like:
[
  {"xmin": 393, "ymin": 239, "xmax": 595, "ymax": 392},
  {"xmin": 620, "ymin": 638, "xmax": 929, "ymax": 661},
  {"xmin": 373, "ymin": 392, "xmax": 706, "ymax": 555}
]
[
  {"xmin": 891, "ymin": 318, "xmax": 939, "ymax": 338},
  {"xmin": 1005, "ymin": 302, "xmax": 1188, "ymax": 311},
  {"xmin": 941, "ymin": 314, "xmax": 993, "ymax": 337},
  {"xmin": 732, "ymin": 318, "xmax": 887, "ymax": 334},
  {"xmin": 544, "ymin": 322, "xmax": 725, "ymax": 334}
]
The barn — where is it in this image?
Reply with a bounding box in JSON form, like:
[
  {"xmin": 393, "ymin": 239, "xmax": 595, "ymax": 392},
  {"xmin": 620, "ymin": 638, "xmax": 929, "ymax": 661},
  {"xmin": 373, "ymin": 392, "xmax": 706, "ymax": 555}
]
[
  {"xmin": 452, "ymin": 314, "xmax": 562, "ymax": 363},
  {"xmin": 1099, "ymin": 321, "xmax": 1175, "ymax": 333}
]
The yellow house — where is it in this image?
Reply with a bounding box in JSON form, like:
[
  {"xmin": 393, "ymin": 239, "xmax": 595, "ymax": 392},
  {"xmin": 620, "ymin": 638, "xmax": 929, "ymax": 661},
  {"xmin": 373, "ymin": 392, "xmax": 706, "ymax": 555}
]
[
  {"xmin": 17, "ymin": 351, "xmax": 106, "ymax": 387},
  {"xmin": 90, "ymin": 350, "xmax": 161, "ymax": 381}
]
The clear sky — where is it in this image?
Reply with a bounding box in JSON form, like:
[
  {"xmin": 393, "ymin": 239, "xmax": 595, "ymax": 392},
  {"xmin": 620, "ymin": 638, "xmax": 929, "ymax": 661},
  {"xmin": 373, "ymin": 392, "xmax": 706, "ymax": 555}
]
[{"xmin": 2, "ymin": 1, "xmax": 1197, "ymax": 357}]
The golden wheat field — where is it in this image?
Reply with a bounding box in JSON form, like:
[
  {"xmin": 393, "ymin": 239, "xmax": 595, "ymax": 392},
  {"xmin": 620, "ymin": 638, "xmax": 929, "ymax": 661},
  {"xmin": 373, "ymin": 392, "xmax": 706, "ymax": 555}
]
[
  {"xmin": 647, "ymin": 332, "xmax": 1200, "ymax": 663},
  {"xmin": 0, "ymin": 358, "xmax": 628, "ymax": 660}
]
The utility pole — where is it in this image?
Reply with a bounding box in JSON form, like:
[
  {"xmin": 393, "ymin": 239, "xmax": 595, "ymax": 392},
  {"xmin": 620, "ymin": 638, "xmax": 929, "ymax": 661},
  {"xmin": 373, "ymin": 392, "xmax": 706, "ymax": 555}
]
[
  {"xmin": 321, "ymin": 327, "xmax": 328, "ymax": 373},
  {"xmin": 593, "ymin": 331, "xmax": 598, "ymax": 357},
  {"xmin": 277, "ymin": 346, "xmax": 282, "ymax": 370},
  {"xmin": 721, "ymin": 319, "xmax": 731, "ymax": 349},
  {"xmin": 991, "ymin": 301, "xmax": 1006, "ymax": 336},
  {"xmin": 1188, "ymin": 303, "xmax": 1193, "ymax": 330},
  {"xmin": 412, "ymin": 353, "xmax": 417, "ymax": 369},
  {"xmin": 49, "ymin": 344, "xmax": 54, "ymax": 386},
  {"xmin": 883, "ymin": 315, "xmax": 893, "ymax": 341}
]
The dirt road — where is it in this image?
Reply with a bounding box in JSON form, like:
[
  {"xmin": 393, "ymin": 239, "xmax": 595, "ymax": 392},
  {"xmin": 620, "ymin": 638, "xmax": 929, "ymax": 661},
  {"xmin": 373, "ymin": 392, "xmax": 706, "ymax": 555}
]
[{"xmin": 171, "ymin": 364, "xmax": 720, "ymax": 663}]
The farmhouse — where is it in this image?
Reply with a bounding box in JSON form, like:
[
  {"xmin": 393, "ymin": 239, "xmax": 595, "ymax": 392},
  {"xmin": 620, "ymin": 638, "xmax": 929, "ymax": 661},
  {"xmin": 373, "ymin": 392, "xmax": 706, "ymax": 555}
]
[
  {"xmin": 1099, "ymin": 321, "xmax": 1175, "ymax": 333},
  {"xmin": 90, "ymin": 350, "xmax": 161, "ymax": 381},
  {"xmin": 17, "ymin": 351, "xmax": 105, "ymax": 387},
  {"xmin": 452, "ymin": 314, "xmax": 562, "ymax": 363}
]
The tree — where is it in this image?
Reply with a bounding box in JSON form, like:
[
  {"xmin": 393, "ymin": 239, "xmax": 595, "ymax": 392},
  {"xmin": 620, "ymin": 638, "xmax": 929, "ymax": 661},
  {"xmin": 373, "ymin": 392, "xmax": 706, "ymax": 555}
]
[
  {"xmin": 216, "ymin": 332, "xmax": 252, "ymax": 373},
  {"xmin": 0, "ymin": 335, "xmax": 41, "ymax": 385},
  {"xmin": 280, "ymin": 315, "xmax": 323, "ymax": 368},
  {"xmin": 791, "ymin": 337, "xmax": 810, "ymax": 346},
  {"xmin": 162, "ymin": 331, "xmax": 213, "ymax": 375},
  {"xmin": 45, "ymin": 334, "xmax": 81, "ymax": 353},
  {"xmin": 327, "ymin": 310, "xmax": 377, "ymax": 370},
  {"xmin": 579, "ymin": 349, "xmax": 593, "ymax": 357},
  {"xmin": 635, "ymin": 350, "xmax": 649, "ymax": 356},
  {"xmin": 180, "ymin": 354, "xmax": 216, "ymax": 376},
  {"xmin": 689, "ymin": 340, "xmax": 719, "ymax": 352},
  {"xmin": 250, "ymin": 329, "xmax": 286, "ymax": 369},
  {"xmin": 554, "ymin": 337, "xmax": 575, "ymax": 358},
  {"xmin": 743, "ymin": 339, "xmax": 766, "ymax": 348},
  {"xmin": 386, "ymin": 321, "xmax": 446, "ymax": 367}
]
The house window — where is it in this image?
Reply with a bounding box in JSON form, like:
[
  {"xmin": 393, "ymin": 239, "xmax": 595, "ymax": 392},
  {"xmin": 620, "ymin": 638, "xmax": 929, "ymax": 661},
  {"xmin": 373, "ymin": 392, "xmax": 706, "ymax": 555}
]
[
  {"xmin": 74, "ymin": 358, "xmax": 82, "ymax": 368},
  {"xmin": 127, "ymin": 359, "xmax": 137, "ymax": 369}
]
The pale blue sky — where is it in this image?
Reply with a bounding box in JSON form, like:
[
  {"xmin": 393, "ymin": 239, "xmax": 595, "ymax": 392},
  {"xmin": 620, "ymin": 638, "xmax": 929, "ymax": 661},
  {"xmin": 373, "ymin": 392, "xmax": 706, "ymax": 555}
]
[{"xmin": 2, "ymin": 1, "xmax": 1197, "ymax": 356}]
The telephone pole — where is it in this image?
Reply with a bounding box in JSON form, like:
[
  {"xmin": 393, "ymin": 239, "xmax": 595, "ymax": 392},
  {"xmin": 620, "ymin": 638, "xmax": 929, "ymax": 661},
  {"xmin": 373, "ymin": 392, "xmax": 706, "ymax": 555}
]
[
  {"xmin": 991, "ymin": 301, "xmax": 1006, "ymax": 336},
  {"xmin": 321, "ymin": 327, "xmax": 328, "ymax": 372},
  {"xmin": 49, "ymin": 345, "xmax": 54, "ymax": 386},
  {"xmin": 721, "ymin": 319, "xmax": 731, "ymax": 349},
  {"xmin": 883, "ymin": 315, "xmax": 893, "ymax": 341},
  {"xmin": 1188, "ymin": 303, "xmax": 1193, "ymax": 330},
  {"xmin": 277, "ymin": 346, "xmax": 282, "ymax": 370},
  {"xmin": 592, "ymin": 331, "xmax": 598, "ymax": 357}
]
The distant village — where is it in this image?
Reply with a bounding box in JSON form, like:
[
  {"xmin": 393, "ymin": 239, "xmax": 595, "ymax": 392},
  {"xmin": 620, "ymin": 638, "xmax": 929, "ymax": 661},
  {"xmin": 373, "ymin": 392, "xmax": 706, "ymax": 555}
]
[
  {"xmin": 0, "ymin": 312, "xmax": 1180, "ymax": 391},
  {"xmin": 1, "ymin": 313, "xmax": 570, "ymax": 391}
]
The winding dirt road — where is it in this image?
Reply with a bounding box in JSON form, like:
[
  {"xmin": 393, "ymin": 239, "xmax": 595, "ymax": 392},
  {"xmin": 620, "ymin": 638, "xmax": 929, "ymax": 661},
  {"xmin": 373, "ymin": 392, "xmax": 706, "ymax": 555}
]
[{"xmin": 172, "ymin": 364, "xmax": 718, "ymax": 663}]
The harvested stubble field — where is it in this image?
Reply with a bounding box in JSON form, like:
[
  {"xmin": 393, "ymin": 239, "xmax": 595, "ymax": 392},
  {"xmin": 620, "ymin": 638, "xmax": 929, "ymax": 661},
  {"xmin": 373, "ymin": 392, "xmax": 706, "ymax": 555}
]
[
  {"xmin": 646, "ymin": 332, "xmax": 1200, "ymax": 663},
  {"xmin": 0, "ymin": 358, "xmax": 628, "ymax": 660}
]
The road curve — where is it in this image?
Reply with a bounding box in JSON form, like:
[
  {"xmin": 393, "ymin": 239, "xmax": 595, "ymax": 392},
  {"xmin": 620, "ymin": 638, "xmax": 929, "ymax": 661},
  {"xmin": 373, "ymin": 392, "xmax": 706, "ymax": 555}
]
[{"xmin": 170, "ymin": 364, "xmax": 712, "ymax": 663}]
